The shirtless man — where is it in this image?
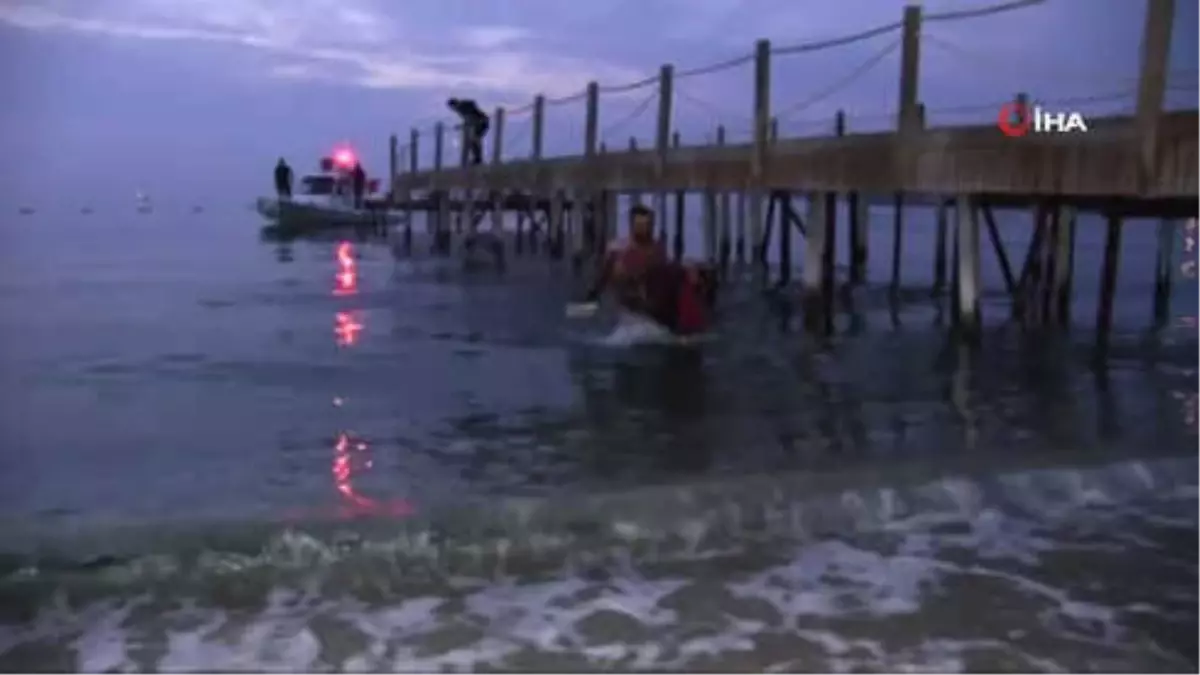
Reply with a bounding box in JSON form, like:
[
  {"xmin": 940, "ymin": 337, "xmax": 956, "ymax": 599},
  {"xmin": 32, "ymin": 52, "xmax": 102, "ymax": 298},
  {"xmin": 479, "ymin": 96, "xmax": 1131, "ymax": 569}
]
[{"xmin": 585, "ymin": 204, "xmax": 718, "ymax": 336}]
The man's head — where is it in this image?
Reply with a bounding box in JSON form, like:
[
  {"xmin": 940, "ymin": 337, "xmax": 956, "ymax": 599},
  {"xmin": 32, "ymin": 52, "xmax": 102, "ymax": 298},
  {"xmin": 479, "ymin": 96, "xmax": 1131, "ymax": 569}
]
[
  {"xmin": 629, "ymin": 204, "xmax": 655, "ymax": 245},
  {"xmin": 447, "ymin": 98, "xmax": 459, "ymax": 109}
]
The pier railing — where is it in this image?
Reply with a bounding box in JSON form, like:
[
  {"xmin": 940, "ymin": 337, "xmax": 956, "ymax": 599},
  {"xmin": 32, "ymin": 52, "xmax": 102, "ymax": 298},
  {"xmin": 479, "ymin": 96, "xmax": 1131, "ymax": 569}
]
[{"xmin": 387, "ymin": 0, "xmax": 1195, "ymax": 201}]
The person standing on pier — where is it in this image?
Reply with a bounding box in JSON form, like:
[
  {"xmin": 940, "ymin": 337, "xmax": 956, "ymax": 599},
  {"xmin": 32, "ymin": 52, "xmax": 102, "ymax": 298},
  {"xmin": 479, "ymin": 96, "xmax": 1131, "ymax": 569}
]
[
  {"xmin": 447, "ymin": 98, "xmax": 489, "ymax": 165},
  {"xmin": 274, "ymin": 158, "xmax": 293, "ymax": 201},
  {"xmin": 351, "ymin": 162, "xmax": 366, "ymax": 209},
  {"xmin": 585, "ymin": 205, "xmax": 718, "ymax": 336}
]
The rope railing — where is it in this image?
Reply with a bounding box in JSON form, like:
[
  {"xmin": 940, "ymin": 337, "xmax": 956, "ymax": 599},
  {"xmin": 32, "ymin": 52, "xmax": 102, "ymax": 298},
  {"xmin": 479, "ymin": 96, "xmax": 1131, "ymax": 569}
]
[
  {"xmin": 772, "ymin": 21, "xmax": 903, "ymax": 58},
  {"xmin": 599, "ymin": 91, "xmax": 659, "ymax": 143},
  {"xmin": 390, "ymin": 0, "xmax": 1184, "ymax": 176},
  {"xmin": 774, "ymin": 38, "xmax": 901, "ymax": 121},
  {"xmin": 924, "ymin": 0, "xmax": 1046, "ymax": 23}
]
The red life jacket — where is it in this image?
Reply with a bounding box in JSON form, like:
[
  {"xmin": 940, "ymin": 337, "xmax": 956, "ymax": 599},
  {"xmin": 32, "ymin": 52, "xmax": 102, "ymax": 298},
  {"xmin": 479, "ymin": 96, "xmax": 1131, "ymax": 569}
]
[{"xmin": 675, "ymin": 277, "xmax": 708, "ymax": 335}]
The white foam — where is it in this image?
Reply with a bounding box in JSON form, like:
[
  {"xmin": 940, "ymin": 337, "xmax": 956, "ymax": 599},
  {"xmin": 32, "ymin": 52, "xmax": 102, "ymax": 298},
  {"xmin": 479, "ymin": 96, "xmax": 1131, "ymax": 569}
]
[{"xmin": 4, "ymin": 463, "xmax": 1195, "ymax": 673}]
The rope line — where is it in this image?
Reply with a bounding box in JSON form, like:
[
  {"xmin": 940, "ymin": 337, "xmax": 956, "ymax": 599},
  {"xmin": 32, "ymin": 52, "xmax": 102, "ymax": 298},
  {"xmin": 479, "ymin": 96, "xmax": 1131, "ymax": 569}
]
[
  {"xmin": 545, "ymin": 89, "xmax": 590, "ymax": 107},
  {"xmin": 599, "ymin": 74, "xmax": 660, "ymax": 95},
  {"xmin": 676, "ymin": 53, "xmax": 756, "ymax": 80},
  {"xmin": 600, "ymin": 91, "xmax": 658, "ymax": 141},
  {"xmin": 776, "ymin": 39, "xmax": 902, "ymax": 120},
  {"xmin": 924, "ymin": 0, "xmax": 1046, "ymax": 23},
  {"xmin": 772, "ymin": 21, "xmax": 902, "ymax": 57},
  {"xmin": 674, "ymin": 86, "xmax": 752, "ymax": 126}
]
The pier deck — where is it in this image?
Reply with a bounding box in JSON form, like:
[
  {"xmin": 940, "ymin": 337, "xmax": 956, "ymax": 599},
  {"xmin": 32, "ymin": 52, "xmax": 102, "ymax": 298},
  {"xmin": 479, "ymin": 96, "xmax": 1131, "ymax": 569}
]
[{"xmin": 395, "ymin": 111, "xmax": 1197, "ymax": 201}]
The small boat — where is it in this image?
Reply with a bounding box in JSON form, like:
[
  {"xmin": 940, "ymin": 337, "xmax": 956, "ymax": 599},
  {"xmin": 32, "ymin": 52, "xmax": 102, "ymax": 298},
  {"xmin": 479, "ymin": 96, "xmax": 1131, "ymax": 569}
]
[{"xmin": 256, "ymin": 147, "xmax": 396, "ymax": 234}]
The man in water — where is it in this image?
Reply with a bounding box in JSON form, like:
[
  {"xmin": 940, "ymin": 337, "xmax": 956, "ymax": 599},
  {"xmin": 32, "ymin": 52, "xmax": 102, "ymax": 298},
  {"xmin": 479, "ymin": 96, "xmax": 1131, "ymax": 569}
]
[
  {"xmin": 447, "ymin": 98, "xmax": 489, "ymax": 165},
  {"xmin": 585, "ymin": 204, "xmax": 718, "ymax": 336},
  {"xmin": 274, "ymin": 158, "xmax": 293, "ymax": 201},
  {"xmin": 351, "ymin": 162, "xmax": 367, "ymax": 209}
]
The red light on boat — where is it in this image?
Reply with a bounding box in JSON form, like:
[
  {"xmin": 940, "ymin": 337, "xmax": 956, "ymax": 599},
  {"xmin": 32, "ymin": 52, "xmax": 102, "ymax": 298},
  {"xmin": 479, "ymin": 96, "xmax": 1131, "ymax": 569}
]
[{"xmin": 333, "ymin": 148, "xmax": 356, "ymax": 168}]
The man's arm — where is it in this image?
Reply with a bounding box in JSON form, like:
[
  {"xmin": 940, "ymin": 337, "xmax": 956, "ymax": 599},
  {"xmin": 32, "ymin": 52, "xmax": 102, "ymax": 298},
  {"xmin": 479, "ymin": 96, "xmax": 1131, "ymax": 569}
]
[{"xmin": 584, "ymin": 251, "xmax": 617, "ymax": 302}]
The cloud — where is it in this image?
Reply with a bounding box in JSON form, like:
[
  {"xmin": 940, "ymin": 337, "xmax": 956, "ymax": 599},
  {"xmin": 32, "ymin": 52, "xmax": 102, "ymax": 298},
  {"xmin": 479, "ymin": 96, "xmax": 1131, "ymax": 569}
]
[{"xmin": 0, "ymin": 0, "xmax": 647, "ymax": 100}]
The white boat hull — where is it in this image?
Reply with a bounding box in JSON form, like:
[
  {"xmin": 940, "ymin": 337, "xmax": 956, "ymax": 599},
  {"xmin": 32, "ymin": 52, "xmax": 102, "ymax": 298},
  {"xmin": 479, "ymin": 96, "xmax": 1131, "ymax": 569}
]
[{"xmin": 256, "ymin": 197, "xmax": 397, "ymax": 231}]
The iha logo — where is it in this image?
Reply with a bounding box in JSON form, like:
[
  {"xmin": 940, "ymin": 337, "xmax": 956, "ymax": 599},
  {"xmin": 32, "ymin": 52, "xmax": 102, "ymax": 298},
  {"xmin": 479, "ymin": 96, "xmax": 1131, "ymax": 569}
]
[{"xmin": 996, "ymin": 102, "xmax": 1089, "ymax": 137}]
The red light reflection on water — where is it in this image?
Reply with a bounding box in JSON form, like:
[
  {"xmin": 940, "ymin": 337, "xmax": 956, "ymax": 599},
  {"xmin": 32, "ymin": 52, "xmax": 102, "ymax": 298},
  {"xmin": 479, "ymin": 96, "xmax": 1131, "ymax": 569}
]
[
  {"xmin": 335, "ymin": 312, "xmax": 364, "ymax": 347},
  {"xmin": 331, "ymin": 432, "xmax": 415, "ymax": 518},
  {"xmin": 334, "ymin": 241, "xmax": 357, "ymax": 296}
]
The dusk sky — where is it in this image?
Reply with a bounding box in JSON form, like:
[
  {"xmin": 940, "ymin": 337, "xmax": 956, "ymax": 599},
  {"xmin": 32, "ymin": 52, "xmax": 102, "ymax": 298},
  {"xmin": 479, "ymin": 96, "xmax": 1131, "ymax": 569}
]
[{"xmin": 1, "ymin": 0, "xmax": 1195, "ymax": 209}]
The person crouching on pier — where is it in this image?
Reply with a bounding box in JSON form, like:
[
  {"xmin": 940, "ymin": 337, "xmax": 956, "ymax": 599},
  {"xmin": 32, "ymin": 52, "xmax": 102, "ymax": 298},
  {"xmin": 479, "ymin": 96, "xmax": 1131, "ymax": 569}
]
[
  {"xmin": 274, "ymin": 158, "xmax": 293, "ymax": 201},
  {"xmin": 585, "ymin": 204, "xmax": 719, "ymax": 336},
  {"xmin": 447, "ymin": 98, "xmax": 489, "ymax": 165}
]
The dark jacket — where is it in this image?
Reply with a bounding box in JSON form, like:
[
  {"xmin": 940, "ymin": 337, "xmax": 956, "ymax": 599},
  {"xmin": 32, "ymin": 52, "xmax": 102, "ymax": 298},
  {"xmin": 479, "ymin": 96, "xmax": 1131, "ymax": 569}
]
[
  {"xmin": 274, "ymin": 162, "xmax": 292, "ymax": 190},
  {"xmin": 449, "ymin": 100, "xmax": 489, "ymax": 132}
]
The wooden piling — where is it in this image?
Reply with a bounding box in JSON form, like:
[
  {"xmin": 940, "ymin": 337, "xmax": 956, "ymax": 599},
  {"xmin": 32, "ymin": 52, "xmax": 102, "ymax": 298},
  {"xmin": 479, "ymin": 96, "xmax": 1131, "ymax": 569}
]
[
  {"xmin": 1096, "ymin": 214, "xmax": 1124, "ymax": 349},
  {"xmin": 749, "ymin": 39, "xmax": 771, "ymax": 278},
  {"xmin": 703, "ymin": 180, "xmax": 718, "ymax": 264},
  {"xmin": 628, "ymin": 137, "xmax": 641, "ymax": 208},
  {"xmin": 1133, "ymin": 0, "xmax": 1175, "ymax": 192},
  {"xmin": 1153, "ymin": 218, "xmax": 1176, "ymax": 326},
  {"xmin": 672, "ymin": 132, "xmax": 684, "ymax": 261},
  {"xmin": 890, "ymin": 193, "xmax": 904, "ymax": 292},
  {"xmin": 822, "ymin": 191, "xmax": 837, "ymax": 334},
  {"xmin": 933, "ymin": 198, "xmax": 949, "ymax": 294},
  {"xmin": 387, "ymin": 134, "xmax": 397, "ymax": 203},
  {"xmin": 459, "ymin": 122, "xmax": 477, "ymax": 235},
  {"xmin": 980, "ymin": 203, "xmax": 1016, "ymax": 297},
  {"xmin": 802, "ymin": 192, "xmax": 828, "ymax": 333},
  {"xmin": 655, "ymin": 64, "xmax": 673, "ymax": 244},
  {"xmin": 406, "ymin": 128, "xmax": 419, "ymax": 241},
  {"xmin": 433, "ymin": 121, "xmax": 448, "ymax": 253},
  {"xmin": 489, "ymin": 107, "xmax": 505, "ymax": 234},
  {"xmin": 1051, "ymin": 205, "xmax": 1076, "ymax": 325},
  {"xmin": 584, "ymin": 81, "xmax": 600, "ymax": 257},
  {"xmin": 778, "ymin": 192, "xmax": 792, "ymax": 285},
  {"xmin": 716, "ymin": 126, "xmax": 732, "ymax": 273},
  {"xmin": 735, "ymin": 192, "xmax": 747, "ymax": 263},
  {"xmin": 955, "ymin": 195, "xmax": 982, "ymax": 340}
]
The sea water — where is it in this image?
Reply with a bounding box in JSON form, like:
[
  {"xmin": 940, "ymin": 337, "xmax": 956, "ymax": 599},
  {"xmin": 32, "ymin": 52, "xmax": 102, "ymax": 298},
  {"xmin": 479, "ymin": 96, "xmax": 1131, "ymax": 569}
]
[{"xmin": 0, "ymin": 204, "xmax": 1195, "ymax": 671}]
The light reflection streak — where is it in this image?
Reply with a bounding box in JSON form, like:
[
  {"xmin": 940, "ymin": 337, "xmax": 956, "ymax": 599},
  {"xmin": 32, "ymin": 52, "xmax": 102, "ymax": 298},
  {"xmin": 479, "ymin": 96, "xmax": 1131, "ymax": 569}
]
[
  {"xmin": 333, "ymin": 241, "xmax": 365, "ymax": 347},
  {"xmin": 334, "ymin": 241, "xmax": 357, "ymax": 296},
  {"xmin": 331, "ymin": 432, "xmax": 415, "ymax": 518}
]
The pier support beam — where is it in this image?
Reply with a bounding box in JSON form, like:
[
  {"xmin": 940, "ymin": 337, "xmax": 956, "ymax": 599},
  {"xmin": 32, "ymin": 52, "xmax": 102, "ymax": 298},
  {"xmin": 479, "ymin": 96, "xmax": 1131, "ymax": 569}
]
[
  {"xmin": 933, "ymin": 198, "xmax": 949, "ymax": 294},
  {"xmin": 405, "ymin": 128, "xmax": 419, "ymax": 250},
  {"xmin": 748, "ymin": 39, "xmax": 771, "ymax": 280},
  {"xmin": 1152, "ymin": 218, "xmax": 1177, "ymax": 327},
  {"xmin": 735, "ymin": 192, "xmax": 747, "ymax": 263},
  {"xmin": 802, "ymin": 193, "xmax": 828, "ymax": 333},
  {"xmin": 955, "ymin": 195, "xmax": 982, "ymax": 341},
  {"xmin": 1096, "ymin": 214, "xmax": 1124, "ymax": 351},
  {"xmin": 671, "ymin": 132, "xmax": 685, "ymax": 262},
  {"xmin": 550, "ymin": 190, "xmax": 566, "ymax": 259},
  {"xmin": 1051, "ymin": 205, "xmax": 1076, "ymax": 325},
  {"xmin": 703, "ymin": 185, "xmax": 718, "ymax": 264},
  {"xmin": 717, "ymin": 125, "xmax": 732, "ymax": 274},
  {"xmin": 584, "ymin": 81, "xmax": 600, "ymax": 259},
  {"xmin": 433, "ymin": 122, "xmax": 450, "ymax": 254},
  {"xmin": 890, "ymin": 193, "xmax": 904, "ymax": 293},
  {"xmin": 489, "ymin": 107, "xmax": 505, "ymax": 235},
  {"xmin": 848, "ymin": 192, "xmax": 868, "ymax": 284},
  {"xmin": 777, "ymin": 192, "xmax": 792, "ymax": 285},
  {"xmin": 654, "ymin": 64, "xmax": 673, "ymax": 245}
]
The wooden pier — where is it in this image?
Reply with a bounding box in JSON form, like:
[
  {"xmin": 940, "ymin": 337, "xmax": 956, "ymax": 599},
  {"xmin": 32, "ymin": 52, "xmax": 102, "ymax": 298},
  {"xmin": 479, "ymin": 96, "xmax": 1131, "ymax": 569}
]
[{"xmin": 384, "ymin": 0, "xmax": 1196, "ymax": 346}]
